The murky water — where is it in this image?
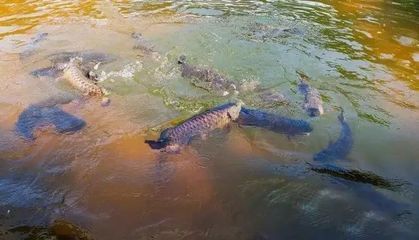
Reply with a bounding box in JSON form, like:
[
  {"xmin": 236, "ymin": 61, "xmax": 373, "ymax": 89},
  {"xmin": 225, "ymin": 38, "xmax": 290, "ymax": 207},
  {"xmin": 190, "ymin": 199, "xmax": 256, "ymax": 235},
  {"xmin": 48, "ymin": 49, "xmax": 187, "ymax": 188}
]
[{"xmin": 0, "ymin": 0, "xmax": 418, "ymax": 239}]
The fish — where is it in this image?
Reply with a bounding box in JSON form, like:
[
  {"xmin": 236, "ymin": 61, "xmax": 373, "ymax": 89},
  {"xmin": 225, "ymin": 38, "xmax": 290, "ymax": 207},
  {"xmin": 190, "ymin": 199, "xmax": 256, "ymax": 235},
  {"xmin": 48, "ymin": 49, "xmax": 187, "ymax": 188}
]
[
  {"xmin": 30, "ymin": 51, "xmax": 116, "ymax": 78},
  {"xmin": 297, "ymin": 71, "xmax": 324, "ymax": 117},
  {"xmin": 145, "ymin": 102, "xmax": 242, "ymax": 152},
  {"xmin": 48, "ymin": 51, "xmax": 116, "ymax": 65},
  {"xmin": 61, "ymin": 58, "xmax": 104, "ymax": 96},
  {"xmin": 19, "ymin": 32, "xmax": 48, "ymax": 58},
  {"xmin": 131, "ymin": 32, "xmax": 155, "ymax": 53},
  {"xmin": 177, "ymin": 55, "xmax": 237, "ymax": 96},
  {"xmin": 237, "ymin": 107, "xmax": 312, "ymax": 136},
  {"xmin": 15, "ymin": 103, "xmax": 86, "ymax": 140},
  {"xmin": 313, "ymin": 110, "xmax": 353, "ymax": 162},
  {"xmin": 308, "ymin": 163, "xmax": 405, "ymax": 191}
]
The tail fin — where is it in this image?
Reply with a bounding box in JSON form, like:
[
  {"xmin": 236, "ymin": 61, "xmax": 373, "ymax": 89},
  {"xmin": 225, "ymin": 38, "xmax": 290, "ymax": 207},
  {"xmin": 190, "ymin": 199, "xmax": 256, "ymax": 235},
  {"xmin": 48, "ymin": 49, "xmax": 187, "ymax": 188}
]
[
  {"xmin": 145, "ymin": 140, "xmax": 166, "ymax": 150},
  {"xmin": 338, "ymin": 109, "xmax": 344, "ymax": 122}
]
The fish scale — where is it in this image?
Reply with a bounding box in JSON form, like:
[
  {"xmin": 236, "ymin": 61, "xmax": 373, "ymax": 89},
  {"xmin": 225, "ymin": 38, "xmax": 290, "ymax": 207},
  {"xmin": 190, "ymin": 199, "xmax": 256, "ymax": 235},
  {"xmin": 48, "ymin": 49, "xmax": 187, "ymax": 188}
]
[
  {"xmin": 146, "ymin": 102, "xmax": 242, "ymax": 152},
  {"xmin": 62, "ymin": 60, "xmax": 103, "ymax": 96}
]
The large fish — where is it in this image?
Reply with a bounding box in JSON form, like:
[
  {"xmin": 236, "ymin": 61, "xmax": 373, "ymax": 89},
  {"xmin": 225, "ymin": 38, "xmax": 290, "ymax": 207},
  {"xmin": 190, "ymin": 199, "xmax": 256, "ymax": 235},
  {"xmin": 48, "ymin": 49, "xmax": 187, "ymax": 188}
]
[
  {"xmin": 297, "ymin": 71, "xmax": 324, "ymax": 117},
  {"xmin": 237, "ymin": 107, "xmax": 312, "ymax": 136},
  {"xmin": 61, "ymin": 58, "xmax": 105, "ymax": 96},
  {"xmin": 177, "ymin": 55, "xmax": 237, "ymax": 96},
  {"xmin": 15, "ymin": 102, "xmax": 86, "ymax": 140},
  {"xmin": 313, "ymin": 110, "xmax": 353, "ymax": 162},
  {"xmin": 145, "ymin": 102, "xmax": 242, "ymax": 152},
  {"xmin": 30, "ymin": 51, "xmax": 116, "ymax": 78}
]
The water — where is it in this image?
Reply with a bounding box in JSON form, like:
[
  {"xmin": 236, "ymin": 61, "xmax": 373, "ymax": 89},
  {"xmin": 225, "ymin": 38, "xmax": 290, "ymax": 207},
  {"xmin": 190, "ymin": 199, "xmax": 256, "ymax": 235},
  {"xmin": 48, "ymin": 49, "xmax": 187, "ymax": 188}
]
[{"xmin": 0, "ymin": 0, "xmax": 418, "ymax": 239}]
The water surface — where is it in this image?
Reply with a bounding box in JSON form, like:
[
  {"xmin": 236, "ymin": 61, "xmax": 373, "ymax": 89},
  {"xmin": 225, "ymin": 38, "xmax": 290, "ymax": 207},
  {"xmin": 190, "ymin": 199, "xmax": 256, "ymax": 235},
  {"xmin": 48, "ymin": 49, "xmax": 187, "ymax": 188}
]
[{"xmin": 0, "ymin": 1, "xmax": 418, "ymax": 239}]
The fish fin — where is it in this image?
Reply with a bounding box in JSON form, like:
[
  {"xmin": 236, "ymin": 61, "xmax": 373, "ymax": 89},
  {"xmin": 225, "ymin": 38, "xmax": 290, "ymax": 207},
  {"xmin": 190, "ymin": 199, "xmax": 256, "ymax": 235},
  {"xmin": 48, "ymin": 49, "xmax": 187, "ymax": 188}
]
[
  {"xmin": 164, "ymin": 144, "xmax": 181, "ymax": 153},
  {"xmin": 145, "ymin": 140, "xmax": 166, "ymax": 150}
]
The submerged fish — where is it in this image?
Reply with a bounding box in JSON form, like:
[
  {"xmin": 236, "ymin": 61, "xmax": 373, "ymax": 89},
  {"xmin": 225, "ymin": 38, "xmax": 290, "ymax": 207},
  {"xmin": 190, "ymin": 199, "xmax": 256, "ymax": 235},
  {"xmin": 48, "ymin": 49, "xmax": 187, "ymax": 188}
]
[
  {"xmin": 48, "ymin": 51, "xmax": 116, "ymax": 65},
  {"xmin": 177, "ymin": 55, "xmax": 237, "ymax": 96},
  {"xmin": 145, "ymin": 102, "xmax": 242, "ymax": 152},
  {"xmin": 237, "ymin": 107, "xmax": 312, "ymax": 135},
  {"xmin": 30, "ymin": 51, "xmax": 116, "ymax": 78},
  {"xmin": 297, "ymin": 71, "xmax": 324, "ymax": 117},
  {"xmin": 15, "ymin": 103, "xmax": 85, "ymax": 140},
  {"xmin": 313, "ymin": 110, "xmax": 353, "ymax": 162}
]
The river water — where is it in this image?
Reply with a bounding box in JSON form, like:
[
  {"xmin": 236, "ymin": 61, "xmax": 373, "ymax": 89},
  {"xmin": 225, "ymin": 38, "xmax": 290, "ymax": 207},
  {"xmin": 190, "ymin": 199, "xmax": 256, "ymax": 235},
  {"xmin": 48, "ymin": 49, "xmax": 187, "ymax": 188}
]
[{"xmin": 0, "ymin": 0, "xmax": 418, "ymax": 239}]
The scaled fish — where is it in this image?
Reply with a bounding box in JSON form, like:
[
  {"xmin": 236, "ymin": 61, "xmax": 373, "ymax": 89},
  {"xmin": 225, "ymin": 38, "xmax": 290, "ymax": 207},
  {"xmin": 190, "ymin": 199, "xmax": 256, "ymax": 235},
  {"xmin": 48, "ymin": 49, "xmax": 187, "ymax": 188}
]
[
  {"xmin": 145, "ymin": 102, "xmax": 242, "ymax": 152},
  {"xmin": 237, "ymin": 107, "xmax": 312, "ymax": 135},
  {"xmin": 178, "ymin": 55, "xmax": 237, "ymax": 96},
  {"xmin": 297, "ymin": 71, "xmax": 324, "ymax": 117},
  {"xmin": 61, "ymin": 58, "xmax": 104, "ymax": 96},
  {"xmin": 313, "ymin": 110, "xmax": 353, "ymax": 162}
]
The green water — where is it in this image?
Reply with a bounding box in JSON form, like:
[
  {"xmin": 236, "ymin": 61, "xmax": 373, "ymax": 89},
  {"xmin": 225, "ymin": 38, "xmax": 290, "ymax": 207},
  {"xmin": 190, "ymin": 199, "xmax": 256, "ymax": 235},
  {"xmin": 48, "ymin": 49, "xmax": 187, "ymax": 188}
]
[{"xmin": 0, "ymin": 0, "xmax": 418, "ymax": 239}]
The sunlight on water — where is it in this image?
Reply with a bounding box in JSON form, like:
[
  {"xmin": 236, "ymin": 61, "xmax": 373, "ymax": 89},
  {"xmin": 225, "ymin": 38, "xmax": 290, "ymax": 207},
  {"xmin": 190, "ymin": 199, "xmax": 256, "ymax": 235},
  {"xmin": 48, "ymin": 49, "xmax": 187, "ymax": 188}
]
[{"xmin": 0, "ymin": 0, "xmax": 418, "ymax": 239}]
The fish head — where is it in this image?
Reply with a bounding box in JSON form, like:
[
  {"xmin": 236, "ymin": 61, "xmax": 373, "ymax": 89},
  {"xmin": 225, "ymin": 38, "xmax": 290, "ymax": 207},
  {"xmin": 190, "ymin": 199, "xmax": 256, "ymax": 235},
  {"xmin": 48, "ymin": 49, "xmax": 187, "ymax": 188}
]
[
  {"xmin": 298, "ymin": 121, "xmax": 313, "ymax": 133},
  {"xmin": 178, "ymin": 55, "xmax": 187, "ymax": 64},
  {"xmin": 307, "ymin": 107, "xmax": 323, "ymax": 117},
  {"xmin": 227, "ymin": 101, "xmax": 243, "ymax": 121}
]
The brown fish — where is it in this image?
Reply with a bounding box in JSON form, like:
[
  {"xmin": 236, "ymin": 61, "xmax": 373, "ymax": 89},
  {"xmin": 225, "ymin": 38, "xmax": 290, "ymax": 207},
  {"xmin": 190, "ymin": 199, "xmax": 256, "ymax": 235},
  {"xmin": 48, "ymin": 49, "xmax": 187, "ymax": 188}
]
[{"xmin": 146, "ymin": 102, "xmax": 242, "ymax": 152}]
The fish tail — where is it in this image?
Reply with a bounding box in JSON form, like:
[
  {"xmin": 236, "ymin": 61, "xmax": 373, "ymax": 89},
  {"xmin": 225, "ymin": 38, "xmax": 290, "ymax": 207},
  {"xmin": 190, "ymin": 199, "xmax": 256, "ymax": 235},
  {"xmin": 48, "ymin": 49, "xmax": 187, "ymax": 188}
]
[{"xmin": 145, "ymin": 140, "xmax": 166, "ymax": 150}]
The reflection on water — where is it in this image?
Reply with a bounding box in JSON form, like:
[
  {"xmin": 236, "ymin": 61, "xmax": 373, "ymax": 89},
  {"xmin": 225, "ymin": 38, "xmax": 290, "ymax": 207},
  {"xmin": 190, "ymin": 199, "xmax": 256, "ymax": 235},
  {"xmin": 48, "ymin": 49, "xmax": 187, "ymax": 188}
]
[{"xmin": 0, "ymin": 0, "xmax": 418, "ymax": 239}]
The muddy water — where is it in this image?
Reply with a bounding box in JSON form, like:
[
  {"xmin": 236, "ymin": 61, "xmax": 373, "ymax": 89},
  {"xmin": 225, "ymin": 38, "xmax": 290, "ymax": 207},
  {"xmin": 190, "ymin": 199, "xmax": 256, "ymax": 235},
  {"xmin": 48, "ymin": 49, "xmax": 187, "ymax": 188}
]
[{"xmin": 0, "ymin": 0, "xmax": 418, "ymax": 239}]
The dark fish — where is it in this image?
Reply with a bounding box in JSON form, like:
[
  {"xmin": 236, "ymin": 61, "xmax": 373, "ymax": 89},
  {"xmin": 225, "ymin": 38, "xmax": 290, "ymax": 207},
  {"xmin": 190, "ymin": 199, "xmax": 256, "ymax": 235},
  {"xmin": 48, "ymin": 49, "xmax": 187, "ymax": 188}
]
[
  {"xmin": 30, "ymin": 66, "xmax": 61, "ymax": 78},
  {"xmin": 313, "ymin": 110, "xmax": 353, "ymax": 162},
  {"xmin": 308, "ymin": 163, "xmax": 406, "ymax": 191},
  {"xmin": 177, "ymin": 55, "xmax": 237, "ymax": 96},
  {"xmin": 30, "ymin": 51, "xmax": 116, "ymax": 78},
  {"xmin": 15, "ymin": 104, "xmax": 85, "ymax": 140},
  {"xmin": 297, "ymin": 71, "xmax": 324, "ymax": 117},
  {"xmin": 19, "ymin": 32, "xmax": 48, "ymax": 58},
  {"xmin": 237, "ymin": 107, "xmax": 312, "ymax": 135},
  {"xmin": 145, "ymin": 102, "xmax": 242, "ymax": 152},
  {"xmin": 48, "ymin": 51, "xmax": 116, "ymax": 65}
]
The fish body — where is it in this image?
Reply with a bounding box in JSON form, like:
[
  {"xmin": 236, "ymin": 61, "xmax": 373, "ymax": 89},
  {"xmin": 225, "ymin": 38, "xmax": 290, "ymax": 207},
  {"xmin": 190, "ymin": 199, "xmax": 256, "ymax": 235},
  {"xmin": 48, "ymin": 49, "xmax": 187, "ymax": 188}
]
[
  {"xmin": 178, "ymin": 55, "xmax": 237, "ymax": 95},
  {"xmin": 297, "ymin": 71, "xmax": 324, "ymax": 117},
  {"xmin": 16, "ymin": 104, "xmax": 85, "ymax": 140},
  {"xmin": 146, "ymin": 102, "xmax": 242, "ymax": 152},
  {"xmin": 62, "ymin": 59, "xmax": 103, "ymax": 96},
  {"xmin": 31, "ymin": 51, "xmax": 116, "ymax": 78},
  {"xmin": 237, "ymin": 107, "xmax": 312, "ymax": 135},
  {"xmin": 131, "ymin": 32, "xmax": 155, "ymax": 53},
  {"xmin": 313, "ymin": 111, "xmax": 353, "ymax": 162},
  {"xmin": 48, "ymin": 51, "xmax": 116, "ymax": 65}
]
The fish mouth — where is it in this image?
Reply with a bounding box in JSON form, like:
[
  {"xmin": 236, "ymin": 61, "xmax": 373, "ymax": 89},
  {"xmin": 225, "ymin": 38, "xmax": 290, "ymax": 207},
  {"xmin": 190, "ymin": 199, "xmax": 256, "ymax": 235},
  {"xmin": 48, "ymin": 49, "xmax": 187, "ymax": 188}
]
[{"xmin": 307, "ymin": 108, "xmax": 321, "ymax": 117}]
